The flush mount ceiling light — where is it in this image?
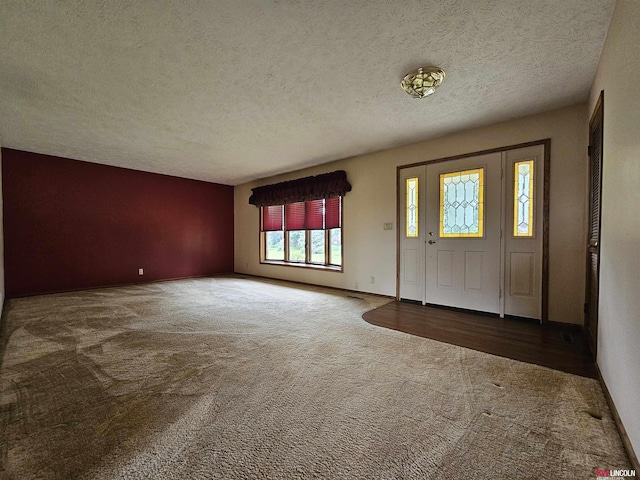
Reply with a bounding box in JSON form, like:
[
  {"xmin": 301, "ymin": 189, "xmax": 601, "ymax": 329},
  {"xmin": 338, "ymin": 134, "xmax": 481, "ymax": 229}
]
[{"xmin": 401, "ymin": 66, "xmax": 446, "ymax": 98}]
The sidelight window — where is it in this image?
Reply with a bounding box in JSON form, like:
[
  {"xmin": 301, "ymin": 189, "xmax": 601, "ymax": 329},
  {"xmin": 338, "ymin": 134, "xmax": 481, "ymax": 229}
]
[
  {"xmin": 513, "ymin": 160, "xmax": 534, "ymax": 237},
  {"xmin": 406, "ymin": 177, "xmax": 419, "ymax": 237}
]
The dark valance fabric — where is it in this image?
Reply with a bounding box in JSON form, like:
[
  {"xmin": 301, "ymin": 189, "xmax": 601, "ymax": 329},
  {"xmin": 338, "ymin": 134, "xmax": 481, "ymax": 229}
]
[{"xmin": 249, "ymin": 170, "xmax": 352, "ymax": 207}]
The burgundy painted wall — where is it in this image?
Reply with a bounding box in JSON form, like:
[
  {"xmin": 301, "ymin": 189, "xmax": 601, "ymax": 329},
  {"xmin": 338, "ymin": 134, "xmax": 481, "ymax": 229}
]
[{"xmin": 2, "ymin": 148, "xmax": 234, "ymax": 297}]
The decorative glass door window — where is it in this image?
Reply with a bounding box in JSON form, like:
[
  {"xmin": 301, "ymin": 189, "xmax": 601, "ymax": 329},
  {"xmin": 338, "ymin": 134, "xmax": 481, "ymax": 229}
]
[
  {"xmin": 439, "ymin": 168, "xmax": 484, "ymax": 238},
  {"xmin": 406, "ymin": 177, "xmax": 419, "ymax": 237},
  {"xmin": 513, "ymin": 160, "xmax": 534, "ymax": 237}
]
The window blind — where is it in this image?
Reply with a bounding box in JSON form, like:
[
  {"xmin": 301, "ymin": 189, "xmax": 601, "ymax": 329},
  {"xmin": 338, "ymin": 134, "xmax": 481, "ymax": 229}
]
[
  {"xmin": 285, "ymin": 202, "xmax": 306, "ymax": 231},
  {"xmin": 305, "ymin": 199, "xmax": 324, "ymax": 230},
  {"xmin": 262, "ymin": 205, "xmax": 283, "ymax": 231},
  {"xmin": 262, "ymin": 198, "xmax": 342, "ymax": 231},
  {"xmin": 325, "ymin": 197, "xmax": 341, "ymax": 229}
]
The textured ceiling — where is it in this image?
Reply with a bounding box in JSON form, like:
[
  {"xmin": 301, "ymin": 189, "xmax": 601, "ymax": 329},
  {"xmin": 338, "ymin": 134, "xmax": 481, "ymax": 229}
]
[{"xmin": 0, "ymin": 1, "xmax": 615, "ymax": 185}]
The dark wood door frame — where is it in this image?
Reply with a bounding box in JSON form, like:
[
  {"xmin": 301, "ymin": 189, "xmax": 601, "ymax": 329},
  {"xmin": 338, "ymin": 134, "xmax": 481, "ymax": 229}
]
[
  {"xmin": 395, "ymin": 139, "xmax": 551, "ymax": 323},
  {"xmin": 585, "ymin": 91, "xmax": 604, "ymax": 358}
]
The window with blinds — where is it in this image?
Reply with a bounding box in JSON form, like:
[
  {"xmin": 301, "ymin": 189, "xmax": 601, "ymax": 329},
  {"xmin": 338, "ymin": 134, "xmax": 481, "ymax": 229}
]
[{"xmin": 260, "ymin": 197, "xmax": 342, "ymax": 268}]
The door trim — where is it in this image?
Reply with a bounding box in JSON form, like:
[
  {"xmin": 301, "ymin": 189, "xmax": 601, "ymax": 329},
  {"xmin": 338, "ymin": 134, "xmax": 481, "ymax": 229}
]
[{"xmin": 396, "ymin": 139, "xmax": 551, "ymax": 323}]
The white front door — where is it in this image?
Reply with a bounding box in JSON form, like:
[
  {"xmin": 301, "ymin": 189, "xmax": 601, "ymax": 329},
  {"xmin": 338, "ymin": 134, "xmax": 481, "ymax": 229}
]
[{"xmin": 424, "ymin": 153, "xmax": 502, "ymax": 313}]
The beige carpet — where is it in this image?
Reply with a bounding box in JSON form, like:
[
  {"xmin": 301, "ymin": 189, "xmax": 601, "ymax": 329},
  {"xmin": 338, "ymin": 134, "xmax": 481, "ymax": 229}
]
[{"xmin": 0, "ymin": 276, "xmax": 631, "ymax": 479}]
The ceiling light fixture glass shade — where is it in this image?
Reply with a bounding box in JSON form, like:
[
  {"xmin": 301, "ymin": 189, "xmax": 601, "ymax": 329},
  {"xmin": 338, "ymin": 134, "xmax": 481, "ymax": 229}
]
[{"xmin": 401, "ymin": 66, "xmax": 446, "ymax": 98}]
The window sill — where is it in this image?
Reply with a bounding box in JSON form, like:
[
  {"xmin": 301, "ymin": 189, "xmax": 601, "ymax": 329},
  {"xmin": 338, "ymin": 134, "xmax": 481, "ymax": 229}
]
[{"xmin": 260, "ymin": 261, "xmax": 343, "ymax": 273}]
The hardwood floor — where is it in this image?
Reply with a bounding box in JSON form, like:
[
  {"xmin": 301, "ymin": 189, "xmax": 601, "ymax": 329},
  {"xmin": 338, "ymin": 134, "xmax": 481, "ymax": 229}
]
[{"xmin": 363, "ymin": 301, "xmax": 596, "ymax": 378}]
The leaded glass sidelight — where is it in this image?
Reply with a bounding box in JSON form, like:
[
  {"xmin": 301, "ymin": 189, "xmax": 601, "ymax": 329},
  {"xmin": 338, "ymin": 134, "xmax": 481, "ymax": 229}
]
[
  {"xmin": 513, "ymin": 160, "xmax": 534, "ymax": 237},
  {"xmin": 406, "ymin": 177, "xmax": 419, "ymax": 237},
  {"xmin": 439, "ymin": 168, "xmax": 484, "ymax": 238}
]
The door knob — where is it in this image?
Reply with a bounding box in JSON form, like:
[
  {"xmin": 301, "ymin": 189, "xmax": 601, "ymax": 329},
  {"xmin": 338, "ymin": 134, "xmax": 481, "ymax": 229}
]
[{"xmin": 428, "ymin": 240, "xmax": 437, "ymax": 245}]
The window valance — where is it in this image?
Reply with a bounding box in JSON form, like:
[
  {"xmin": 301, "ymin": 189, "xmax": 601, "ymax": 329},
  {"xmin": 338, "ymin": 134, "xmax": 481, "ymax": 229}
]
[{"xmin": 249, "ymin": 170, "xmax": 351, "ymax": 207}]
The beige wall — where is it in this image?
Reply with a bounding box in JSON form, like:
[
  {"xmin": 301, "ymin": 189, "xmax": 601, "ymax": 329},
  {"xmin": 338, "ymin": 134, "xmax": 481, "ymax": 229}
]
[
  {"xmin": 235, "ymin": 104, "xmax": 588, "ymax": 324},
  {"xmin": 588, "ymin": 0, "xmax": 640, "ymax": 457}
]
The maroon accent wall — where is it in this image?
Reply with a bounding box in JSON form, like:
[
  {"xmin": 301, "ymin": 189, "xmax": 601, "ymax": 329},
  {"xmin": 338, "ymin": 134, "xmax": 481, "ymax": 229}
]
[{"xmin": 2, "ymin": 149, "xmax": 234, "ymax": 297}]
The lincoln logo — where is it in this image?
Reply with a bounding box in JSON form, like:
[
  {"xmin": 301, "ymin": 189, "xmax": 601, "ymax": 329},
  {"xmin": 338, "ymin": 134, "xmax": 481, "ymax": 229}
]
[{"xmin": 595, "ymin": 468, "xmax": 636, "ymax": 478}]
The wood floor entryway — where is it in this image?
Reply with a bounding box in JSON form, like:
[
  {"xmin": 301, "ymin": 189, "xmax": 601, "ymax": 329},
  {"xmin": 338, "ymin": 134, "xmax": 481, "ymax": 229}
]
[{"xmin": 363, "ymin": 301, "xmax": 595, "ymax": 378}]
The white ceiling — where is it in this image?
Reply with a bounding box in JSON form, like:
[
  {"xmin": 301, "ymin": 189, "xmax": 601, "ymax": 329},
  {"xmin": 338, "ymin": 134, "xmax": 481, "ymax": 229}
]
[{"xmin": 0, "ymin": 1, "xmax": 615, "ymax": 185}]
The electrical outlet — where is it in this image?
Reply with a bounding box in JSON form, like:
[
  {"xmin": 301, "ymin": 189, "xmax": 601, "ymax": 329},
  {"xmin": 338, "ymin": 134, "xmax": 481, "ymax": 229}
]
[
  {"xmin": 138, "ymin": 268, "xmax": 144, "ymax": 275},
  {"xmin": 383, "ymin": 223, "xmax": 393, "ymax": 230},
  {"xmin": 355, "ymin": 282, "xmax": 359, "ymax": 289},
  {"xmin": 370, "ymin": 276, "xmax": 375, "ymax": 284}
]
